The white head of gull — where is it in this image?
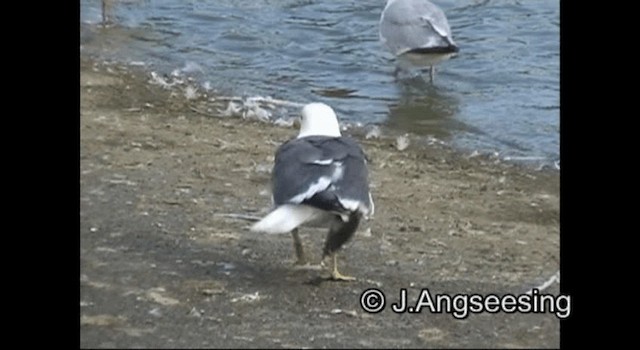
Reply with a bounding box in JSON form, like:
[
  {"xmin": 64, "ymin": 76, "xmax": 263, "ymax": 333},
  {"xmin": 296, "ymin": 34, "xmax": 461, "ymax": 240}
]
[{"xmin": 297, "ymin": 102, "xmax": 342, "ymax": 138}]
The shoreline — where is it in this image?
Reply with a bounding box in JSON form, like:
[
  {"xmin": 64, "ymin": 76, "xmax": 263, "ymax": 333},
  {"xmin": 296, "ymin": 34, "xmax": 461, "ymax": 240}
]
[
  {"xmin": 80, "ymin": 50, "xmax": 559, "ymax": 173},
  {"xmin": 81, "ymin": 54, "xmax": 560, "ymax": 348}
]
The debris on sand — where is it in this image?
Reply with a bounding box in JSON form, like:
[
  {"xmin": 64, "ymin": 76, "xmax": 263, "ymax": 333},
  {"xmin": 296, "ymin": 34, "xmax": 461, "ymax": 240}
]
[
  {"xmin": 184, "ymin": 86, "xmax": 199, "ymax": 100},
  {"xmin": 330, "ymin": 309, "xmax": 358, "ymax": 318},
  {"xmin": 80, "ymin": 314, "xmax": 126, "ymax": 327},
  {"xmin": 525, "ymin": 270, "xmax": 560, "ymax": 295},
  {"xmin": 146, "ymin": 288, "xmax": 180, "ymax": 306},
  {"xmin": 418, "ymin": 327, "xmax": 446, "ymax": 343},
  {"xmin": 149, "ymin": 308, "xmax": 163, "ymax": 318},
  {"xmin": 220, "ymin": 101, "xmax": 243, "ymax": 118},
  {"xmin": 396, "ymin": 134, "xmax": 410, "ymax": 151},
  {"xmin": 231, "ymin": 291, "xmax": 262, "ymax": 303},
  {"xmin": 365, "ymin": 125, "xmax": 382, "ymax": 139},
  {"xmin": 188, "ymin": 307, "xmax": 203, "ymax": 318}
]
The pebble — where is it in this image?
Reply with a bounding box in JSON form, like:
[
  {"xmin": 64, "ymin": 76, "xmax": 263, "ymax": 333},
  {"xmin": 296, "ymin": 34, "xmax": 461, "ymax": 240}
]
[{"xmin": 396, "ymin": 134, "xmax": 410, "ymax": 151}]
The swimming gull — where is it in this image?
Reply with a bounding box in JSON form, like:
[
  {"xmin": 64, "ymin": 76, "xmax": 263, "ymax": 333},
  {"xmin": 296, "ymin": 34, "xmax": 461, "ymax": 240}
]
[
  {"xmin": 251, "ymin": 102, "xmax": 374, "ymax": 281},
  {"xmin": 379, "ymin": 0, "xmax": 459, "ymax": 82}
]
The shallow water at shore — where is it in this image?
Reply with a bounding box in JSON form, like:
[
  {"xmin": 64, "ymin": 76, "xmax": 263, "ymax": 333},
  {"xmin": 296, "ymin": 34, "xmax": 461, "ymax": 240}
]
[{"xmin": 80, "ymin": 0, "xmax": 559, "ymax": 170}]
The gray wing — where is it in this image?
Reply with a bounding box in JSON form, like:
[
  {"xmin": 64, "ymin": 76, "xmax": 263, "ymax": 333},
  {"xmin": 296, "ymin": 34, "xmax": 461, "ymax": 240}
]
[
  {"xmin": 272, "ymin": 136, "xmax": 373, "ymax": 216},
  {"xmin": 380, "ymin": 0, "xmax": 456, "ymax": 55}
]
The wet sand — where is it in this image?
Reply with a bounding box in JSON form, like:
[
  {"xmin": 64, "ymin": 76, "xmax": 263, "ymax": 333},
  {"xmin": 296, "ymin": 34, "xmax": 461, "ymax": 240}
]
[{"xmin": 80, "ymin": 56, "xmax": 560, "ymax": 348}]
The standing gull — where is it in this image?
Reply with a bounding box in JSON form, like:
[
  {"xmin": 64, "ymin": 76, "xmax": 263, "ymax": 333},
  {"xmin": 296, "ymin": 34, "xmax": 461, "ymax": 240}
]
[
  {"xmin": 251, "ymin": 103, "xmax": 374, "ymax": 281},
  {"xmin": 379, "ymin": 0, "xmax": 459, "ymax": 82}
]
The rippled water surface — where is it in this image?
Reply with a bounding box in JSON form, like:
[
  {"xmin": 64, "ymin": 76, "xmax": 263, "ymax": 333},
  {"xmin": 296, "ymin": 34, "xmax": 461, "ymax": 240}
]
[{"xmin": 80, "ymin": 0, "xmax": 559, "ymax": 167}]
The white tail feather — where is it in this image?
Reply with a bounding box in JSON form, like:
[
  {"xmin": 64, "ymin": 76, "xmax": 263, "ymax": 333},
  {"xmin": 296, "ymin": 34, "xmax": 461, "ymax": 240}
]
[{"xmin": 250, "ymin": 205, "xmax": 322, "ymax": 234}]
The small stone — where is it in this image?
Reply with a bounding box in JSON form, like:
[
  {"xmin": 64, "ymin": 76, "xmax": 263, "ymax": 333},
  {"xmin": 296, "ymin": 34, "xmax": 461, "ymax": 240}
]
[
  {"xmin": 365, "ymin": 125, "xmax": 381, "ymax": 139},
  {"xmin": 418, "ymin": 327, "xmax": 446, "ymax": 342},
  {"xmin": 149, "ymin": 308, "xmax": 162, "ymax": 317},
  {"xmin": 188, "ymin": 307, "xmax": 202, "ymax": 318},
  {"xmin": 396, "ymin": 134, "xmax": 410, "ymax": 151}
]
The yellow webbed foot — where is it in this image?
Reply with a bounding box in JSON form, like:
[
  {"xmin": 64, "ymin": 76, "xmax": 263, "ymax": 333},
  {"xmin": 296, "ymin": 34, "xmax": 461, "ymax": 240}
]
[
  {"xmin": 324, "ymin": 253, "xmax": 356, "ymax": 281},
  {"xmin": 330, "ymin": 270, "xmax": 356, "ymax": 281}
]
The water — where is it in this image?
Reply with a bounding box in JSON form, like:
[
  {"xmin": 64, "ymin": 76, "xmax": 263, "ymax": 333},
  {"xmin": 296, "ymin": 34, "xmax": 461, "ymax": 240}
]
[{"xmin": 80, "ymin": 0, "xmax": 559, "ymax": 169}]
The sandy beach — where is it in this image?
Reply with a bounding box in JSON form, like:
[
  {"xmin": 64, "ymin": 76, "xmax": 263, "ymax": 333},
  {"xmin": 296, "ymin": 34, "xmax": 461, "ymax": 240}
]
[{"xmin": 80, "ymin": 56, "xmax": 561, "ymax": 348}]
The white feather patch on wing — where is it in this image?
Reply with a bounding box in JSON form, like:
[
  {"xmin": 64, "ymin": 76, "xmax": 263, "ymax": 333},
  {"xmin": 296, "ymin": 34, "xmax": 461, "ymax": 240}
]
[
  {"xmin": 331, "ymin": 161, "xmax": 344, "ymax": 181},
  {"xmin": 338, "ymin": 198, "xmax": 361, "ymax": 211},
  {"xmin": 312, "ymin": 159, "xmax": 334, "ymax": 165},
  {"xmin": 250, "ymin": 204, "xmax": 326, "ymax": 234},
  {"xmin": 288, "ymin": 177, "xmax": 331, "ymax": 204},
  {"xmin": 338, "ymin": 198, "xmax": 373, "ymax": 219}
]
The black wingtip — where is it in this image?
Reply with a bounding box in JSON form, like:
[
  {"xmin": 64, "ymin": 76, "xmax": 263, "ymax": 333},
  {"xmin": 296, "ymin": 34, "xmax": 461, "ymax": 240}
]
[{"xmin": 407, "ymin": 44, "xmax": 459, "ymax": 55}]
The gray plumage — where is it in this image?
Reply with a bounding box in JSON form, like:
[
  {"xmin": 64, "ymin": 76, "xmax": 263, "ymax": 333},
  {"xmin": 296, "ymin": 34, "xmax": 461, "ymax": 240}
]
[
  {"xmin": 380, "ymin": 0, "xmax": 458, "ymax": 81},
  {"xmin": 272, "ymin": 136, "xmax": 372, "ymax": 218},
  {"xmin": 251, "ymin": 102, "xmax": 374, "ymax": 280}
]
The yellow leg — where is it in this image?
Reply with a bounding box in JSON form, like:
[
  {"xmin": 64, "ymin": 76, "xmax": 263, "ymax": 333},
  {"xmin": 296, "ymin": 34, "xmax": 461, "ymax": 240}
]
[
  {"xmin": 328, "ymin": 253, "xmax": 355, "ymax": 281},
  {"xmin": 290, "ymin": 230, "xmax": 323, "ymax": 271},
  {"xmin": 291, "ymin": 229, "xmax": 307, "ymax": 266}
]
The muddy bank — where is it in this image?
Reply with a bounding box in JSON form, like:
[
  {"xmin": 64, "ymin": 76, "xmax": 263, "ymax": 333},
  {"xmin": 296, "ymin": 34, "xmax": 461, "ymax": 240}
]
[{"xmin": 80, "ymin": 56, "xmax": 560, "ymax": 348}]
